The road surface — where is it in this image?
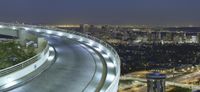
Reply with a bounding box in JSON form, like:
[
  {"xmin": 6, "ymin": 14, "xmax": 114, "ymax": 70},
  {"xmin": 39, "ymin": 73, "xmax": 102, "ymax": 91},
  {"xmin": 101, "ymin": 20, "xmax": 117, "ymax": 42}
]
[{"xmin": 9, "ymin": 35, "xmax": 100, "ymax": 92}]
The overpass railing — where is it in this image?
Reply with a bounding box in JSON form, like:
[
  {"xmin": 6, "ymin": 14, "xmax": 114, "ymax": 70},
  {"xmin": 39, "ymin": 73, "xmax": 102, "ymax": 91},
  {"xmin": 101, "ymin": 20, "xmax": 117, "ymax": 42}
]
[
  {"xmin": 0, "ymin": 41, "xmax": 49, "ymax": 77},
  {"xmin": 0, "ymin": 22, "xmax": 120, "ymax": 92},
  {"xmin": 40, "ymin": 27, "xmax": 121, "ymax": 92}
]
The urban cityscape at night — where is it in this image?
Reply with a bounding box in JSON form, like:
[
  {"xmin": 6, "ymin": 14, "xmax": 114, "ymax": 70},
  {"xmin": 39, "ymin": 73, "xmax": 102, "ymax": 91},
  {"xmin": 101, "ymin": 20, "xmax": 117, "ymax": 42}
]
[
  {"xmin": 0, "ymin": 0, "xmax": 200, "ymax": 92},
  {"xmin": 55, "ymin": 24, "xmax": 200, "ymax": 92}
]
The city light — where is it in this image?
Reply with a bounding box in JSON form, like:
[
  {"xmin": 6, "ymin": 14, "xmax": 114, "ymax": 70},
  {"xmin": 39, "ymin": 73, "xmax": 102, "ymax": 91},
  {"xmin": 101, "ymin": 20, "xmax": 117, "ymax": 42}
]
[
  {"xmin": 106, "ymin": 73, "xmax": 115, "ymax": 82},
  {"xmin": 46, "ymin": 30, "xmax": 53, "ymax": 34},
  {"xmin": 35, "ymin": 29, "xmax": 41, "ymax": 32},
  {"xmin": 88, "ymin": 40, "xmax": 94, "ymax": 46},
  {"xmin": 68, "ymin": 34, "xmax": 73, "ymax": 38},
  {"xmin": 94, "ymin": 47, "xmax": 102, "ymax": 52},
  {"xmin": 102, "ymin": 53, "xmax": 110, "ymax": 58},
  {"xmin": 23, "ymin": 27, "xmax": 30, "ymax": 31},
  {"xmin": 0, "ymin": 25, "xmax": 4, "ymax": 28},
  {"xmin": 1, "ymin": 0, "xmax": 200, "ymax": 92},
  {"xmin": 12, "ymin": 26, "xmax": 16, "ymax": 30},
  {"xmin": 3, "ymin": 80, "xmax": 18, "ymax": 89},
  {"xmin": 107, "ymin": 62, "xmax": 115, "ymax": 68},
  {"xmin": 78, "ymin": 38, "xmax": 83, "ymax": 42},
  {"xmin": 57, "ymin": 32, "xmax": 63, "ymax": 36},
  {"xmin": 49, "ymin": 47, "xmax": 54, "ymax": 51}
]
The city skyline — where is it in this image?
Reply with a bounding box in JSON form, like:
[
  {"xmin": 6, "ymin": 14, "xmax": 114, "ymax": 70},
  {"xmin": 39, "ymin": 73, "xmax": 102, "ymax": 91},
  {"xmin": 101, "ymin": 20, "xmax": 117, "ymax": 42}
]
[
  {"xmin": 2, "ymin": 1, "xmax": 200, "ymax": 92},
  {"xmin": 0, "ymin": 0, "xmax": 200, "ymax": 26}
]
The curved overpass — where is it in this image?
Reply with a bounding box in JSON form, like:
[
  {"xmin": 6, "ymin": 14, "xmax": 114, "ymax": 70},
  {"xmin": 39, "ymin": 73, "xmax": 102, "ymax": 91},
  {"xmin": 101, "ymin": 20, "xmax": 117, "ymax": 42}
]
[{"xmin": 0, "ymin": 23, "xmax": 120, "ymax": 92}]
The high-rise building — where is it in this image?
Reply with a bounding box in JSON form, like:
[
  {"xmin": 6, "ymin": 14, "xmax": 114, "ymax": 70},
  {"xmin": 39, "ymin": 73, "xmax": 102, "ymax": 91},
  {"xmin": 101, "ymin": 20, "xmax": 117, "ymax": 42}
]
[{"xmin": 146, "ymin": 72, "xmax": 166, "ymax": 92}]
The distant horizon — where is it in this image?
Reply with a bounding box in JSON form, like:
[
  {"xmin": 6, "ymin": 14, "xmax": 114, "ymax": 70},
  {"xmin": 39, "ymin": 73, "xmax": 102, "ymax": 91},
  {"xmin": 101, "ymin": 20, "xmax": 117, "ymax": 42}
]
[{"xmin": 2, "ymin": 21, "xmax": 199, "ymax": 27}]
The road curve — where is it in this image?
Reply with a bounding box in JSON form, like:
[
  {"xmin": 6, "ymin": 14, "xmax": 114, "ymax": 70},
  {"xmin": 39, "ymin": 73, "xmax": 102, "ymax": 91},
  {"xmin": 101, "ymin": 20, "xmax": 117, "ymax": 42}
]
[
  {"xmin": 0, "ymin": 23, "xmax": 120, "ymax": 92},
  {"xmin": 9, "ymin": 35, "xmax": 100, "ymax": 92}
]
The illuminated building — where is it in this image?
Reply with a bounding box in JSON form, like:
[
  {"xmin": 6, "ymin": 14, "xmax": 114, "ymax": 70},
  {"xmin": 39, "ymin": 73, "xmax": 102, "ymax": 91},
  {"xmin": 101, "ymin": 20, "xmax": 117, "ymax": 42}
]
[{"xmin": 146, "ymin": 72, "xmax": 166, "ymax": 92}]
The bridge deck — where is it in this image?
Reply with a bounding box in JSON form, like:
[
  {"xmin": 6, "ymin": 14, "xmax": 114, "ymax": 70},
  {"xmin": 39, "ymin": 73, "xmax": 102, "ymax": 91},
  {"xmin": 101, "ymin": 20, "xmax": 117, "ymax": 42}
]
[{"xmin": 9, "ymin": 36, "xmax": 98, "ymax": 92}]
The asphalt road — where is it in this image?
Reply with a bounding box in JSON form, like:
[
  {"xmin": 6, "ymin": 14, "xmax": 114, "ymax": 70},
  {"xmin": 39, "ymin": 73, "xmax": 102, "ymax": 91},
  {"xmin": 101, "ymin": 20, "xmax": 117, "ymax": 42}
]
[{"xmin": 9, "ymin": 35, "xmax": 98, "ymax": 92}]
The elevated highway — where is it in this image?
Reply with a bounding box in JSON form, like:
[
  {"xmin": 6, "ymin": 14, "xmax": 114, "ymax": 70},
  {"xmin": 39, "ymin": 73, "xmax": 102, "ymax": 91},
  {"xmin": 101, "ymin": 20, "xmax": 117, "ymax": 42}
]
[
  {"xmin": 121, "ymin": 76, "xmax": 200, "ymax": 90},
  {"xmin": 0, "ymin": 23, "xmax": 121, "ymax": 92}
]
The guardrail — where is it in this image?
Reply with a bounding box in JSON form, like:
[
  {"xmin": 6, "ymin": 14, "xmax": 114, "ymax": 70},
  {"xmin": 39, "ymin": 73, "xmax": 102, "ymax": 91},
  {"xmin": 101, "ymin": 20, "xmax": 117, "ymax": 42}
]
[
  {"xmin": 0, "ymin": 22, "xmax": 121, "ymax": 92},
  {"xmin": 0, "ymin": 41, "xmax": 49, "ymax": 77},
  {"xmin": 40, "ymin": 27, "xmax": 121, "ymax": 92}
]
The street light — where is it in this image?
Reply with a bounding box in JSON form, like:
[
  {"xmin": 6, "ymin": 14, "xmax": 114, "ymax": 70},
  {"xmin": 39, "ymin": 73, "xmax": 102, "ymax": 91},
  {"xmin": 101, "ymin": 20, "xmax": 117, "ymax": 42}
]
[
  {"xmin": 23, "ymin": 27, "xmax": 30, "ymax": 31},
  {"xmin": 0, "ymin": 25, "xmax": 4, "ymax": 28},
  {"xmin": 12, "ymin": 26, "xmax": 16, "ymax": 30},
  {"xmin": 35, "ymin": 29, "xmax": 41, "ymax": 32}
]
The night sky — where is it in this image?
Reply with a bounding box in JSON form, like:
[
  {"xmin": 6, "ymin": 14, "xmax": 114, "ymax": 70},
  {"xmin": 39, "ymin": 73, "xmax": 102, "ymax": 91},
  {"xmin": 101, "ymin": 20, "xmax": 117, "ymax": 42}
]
[{"xmin": 0, "ymin": 0, "xmax": 200, "ymax": 25}]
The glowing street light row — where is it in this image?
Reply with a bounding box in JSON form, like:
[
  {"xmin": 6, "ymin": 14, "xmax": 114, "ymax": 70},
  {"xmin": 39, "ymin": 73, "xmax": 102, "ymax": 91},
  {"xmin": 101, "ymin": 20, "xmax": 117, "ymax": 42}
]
[
  {"xmin": 33, "ymin": 25, "xmax": 118, "ymax": 89},
  {"xmin": 1, "ymin": 24, "xmax": 115, "ymax": 69},
  {"xmin": 1, "ymin": 25, "xmax": 112, "ymax": 58},
  {"xmin": 0, "ymin": 24, "xmax": 118, "ymax": 91},
  {"xmin": 0, "ymin": 25, "xmax": 4, "ymax": 28}
]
